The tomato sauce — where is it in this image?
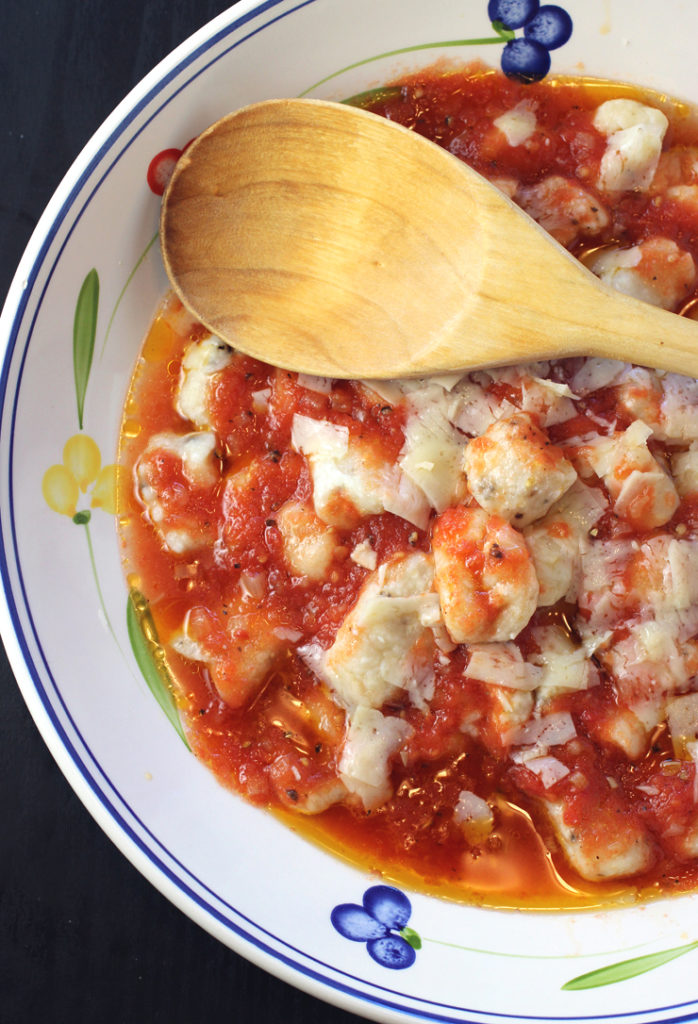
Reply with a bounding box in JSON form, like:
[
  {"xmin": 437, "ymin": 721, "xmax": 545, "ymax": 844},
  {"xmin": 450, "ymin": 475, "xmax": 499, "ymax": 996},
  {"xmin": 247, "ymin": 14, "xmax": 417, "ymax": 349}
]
[
  {"xmin": 119, "ymin": 64, "xmax": 698, "ymax": 910},
  {"xmin": 365, "ymin": 64, "xmax": 698, "ymax": 283}
]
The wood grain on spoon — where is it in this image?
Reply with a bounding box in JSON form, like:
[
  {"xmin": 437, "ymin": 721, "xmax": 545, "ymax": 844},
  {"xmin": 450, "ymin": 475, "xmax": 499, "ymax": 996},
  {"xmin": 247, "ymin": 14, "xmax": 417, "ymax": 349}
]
[{"xmin": 161, "ymin": 97, "xmax": 698, "ymax": 379}]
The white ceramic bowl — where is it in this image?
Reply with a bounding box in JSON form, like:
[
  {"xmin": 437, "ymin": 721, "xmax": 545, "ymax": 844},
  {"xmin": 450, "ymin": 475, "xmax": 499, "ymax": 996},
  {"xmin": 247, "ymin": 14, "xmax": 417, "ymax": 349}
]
[{"xmin": 4, "ymin": 1, "xmax": 698, "ymax": 1021}]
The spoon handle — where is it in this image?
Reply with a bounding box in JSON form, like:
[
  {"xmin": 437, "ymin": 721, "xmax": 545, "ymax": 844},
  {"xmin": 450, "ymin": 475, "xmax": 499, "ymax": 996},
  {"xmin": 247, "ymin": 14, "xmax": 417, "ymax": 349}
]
[
  {"xmin": 544, "ymin": 276, "xmax": 698, "ymax": 378},
  {"xmin": 421, "ymin": 157, "xmax": 698, "ymax": 376}
]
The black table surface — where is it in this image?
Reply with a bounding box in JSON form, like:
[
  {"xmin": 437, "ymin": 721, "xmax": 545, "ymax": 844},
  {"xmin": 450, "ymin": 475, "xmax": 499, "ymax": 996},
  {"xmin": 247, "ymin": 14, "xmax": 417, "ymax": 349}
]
[{"xmin": 0, "ymin": 3, "xmax": 361, "ymax": 1021}]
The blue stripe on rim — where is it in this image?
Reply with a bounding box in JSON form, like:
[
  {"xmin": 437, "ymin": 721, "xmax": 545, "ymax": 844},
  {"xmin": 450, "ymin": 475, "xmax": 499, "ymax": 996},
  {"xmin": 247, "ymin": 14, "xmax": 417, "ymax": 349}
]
[{"xmin": 2, "ymin": 2, "xmax": 698, "ymax": 1021}]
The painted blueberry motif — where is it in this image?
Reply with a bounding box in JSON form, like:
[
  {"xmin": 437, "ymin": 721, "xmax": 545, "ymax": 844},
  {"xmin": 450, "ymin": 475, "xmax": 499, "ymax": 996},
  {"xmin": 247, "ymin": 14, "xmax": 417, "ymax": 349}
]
[
  {"xmin": 363, "ymin": 884, "xmax": 412, "ymax": 929},
  {"xmin": 524, "ymin": 5, "xmax": 574, "ymax": 49},
  {"xmin": 367, "ymin": 934, "xmax": 416, "ymax": 970},
  {"xmin": 501, "ymin": 37, "xmax": 552, "ymax": 82},
  {"xmin": 488, "ymin": 0, "xmax": 539, "ymax": 30},
  {"xmin": 489, "ymin": 0, "xmax": 573, "ymax": 83},
  {"xmin": 331, "ymin": 885, "xmax": 421, "ymax": 970}
]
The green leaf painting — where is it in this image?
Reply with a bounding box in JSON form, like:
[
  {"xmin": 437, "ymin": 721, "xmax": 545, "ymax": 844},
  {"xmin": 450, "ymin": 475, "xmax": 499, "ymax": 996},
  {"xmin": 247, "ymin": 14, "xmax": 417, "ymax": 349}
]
[
  {"xmin": 73, "ymin": 268, "xmax": 99, "ymax": 429},
  {"xmin": 562, "ymin": 940, "xmax": 698, "ymax": 991},
  {"xmin": 401, "ymin": 926, "xmax": 423, "ymax": 951},
  {"xmin": 127, "ymin": 589, "xmax": 190, "ymax": 748},
  {"xmin": 342, "ymin": 86, "xmax": 403, "ymax": 109}
]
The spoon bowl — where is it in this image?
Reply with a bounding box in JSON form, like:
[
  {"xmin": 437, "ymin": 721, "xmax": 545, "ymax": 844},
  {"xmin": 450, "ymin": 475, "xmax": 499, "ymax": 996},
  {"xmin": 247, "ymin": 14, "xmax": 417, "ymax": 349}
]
[{"xmin": 161, "ymin": 97, "xmax": 698, "ymax": 379}]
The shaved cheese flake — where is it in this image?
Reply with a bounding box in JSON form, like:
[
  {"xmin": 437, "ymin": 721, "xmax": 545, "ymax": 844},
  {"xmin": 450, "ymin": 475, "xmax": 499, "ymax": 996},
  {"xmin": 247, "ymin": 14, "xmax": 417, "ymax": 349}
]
[
  {"xmin": 659, "ymin": 374, "xmax": 698, "ymax": 442},
  {"xmin": 604, "ymin": 626, "xmax": 690, "ymax": 723},
  {"xmin": 520, "ymin": 376, "xmax": 578, "ymax": 426},
  {"xmin": 668, "ymin": 539, "xmax": 698, "ymax": 609},
  {"xmin": 524, "ymin": 522, "xmax": 578, "ymax": 606},
  {"xmin": 453, "ymin": 386, "xmax": 518, "ymax": 436},
  {"xmin": 467, "ymin": 642, "xmax": 542, "ymax": 690},
  {"xmin": 425, "ymin": 372, "xmax": 466, "ymax": 392},
  {"xmin": 666, "ymin": 694, "xmax": 698, "ymax": 759},
  {"xmin": 613, "ymin": 466, "xmax": 678, "ymax": 525},
  {"xmin": 586, "ymin": 419, "xmax": 654, "ymax": 479},
  {"xmin": 339, "ymin": 706, "xmax": 413, "ymax": 810},
  {"xmin": 532, "ymin": 377, "xmax": 578, "ymax": 399},
  {"xmin": 678, "ymin": 604, "xmax": 698, "ymax": 642},
  {"xmin": 506, "ymin": 711, "xmax": 577, "ymax": 751},
  {"xmin": 629, "ymin": 619, "xmax": 679, "ymax": 663},
  {"xmin": 291, "ymin": 414, "xmax": 348, "ymax": 456},
  {"xmin": 529, "ymin": 625, "xmax": 595, "ymax": 692},
  {"xmin": 673, "ymin": 445, "xmax": 698, "ymax": 496},
  {"xmin": 580, "ymin": 539, "xmax": 634, "ymax": 591},
  {"xmin": 360, "ymin": 379, "xmax": 408, "ymax": 406},
  {"xmin": 361, "ymin": 374, "xmax": 466, "ymax": 410},
  {"xmin": 514, "ymin": 754, "xmax": 570, "ymax": 788},
  {"xmin": 399, "ymin": 385, "xmax": 467, "ymax": 511},
  {"xmin": 621, "ymin": 417, "xmax": 655, "ymax": 447},
  {"xmin": 569, "ymin": 358, "xmax": 626, "ymax": 395},
  {"xmin": 382, "ymin": 470, "xmax": 432, "ymax": 530},
  {"xmin": 525, "ymin": 482, "xmax": 608, "ymax": 607},
  {"xmin": 580, "ymin": 629, "xmax": 613, "ymax": 658},
  {"xmin": 552, "ymin": 480, "xmax": 608, "ymax": 533},
  {"xmin": 494, "ymin": 101, "xmax": 537, "ymax": 146}
]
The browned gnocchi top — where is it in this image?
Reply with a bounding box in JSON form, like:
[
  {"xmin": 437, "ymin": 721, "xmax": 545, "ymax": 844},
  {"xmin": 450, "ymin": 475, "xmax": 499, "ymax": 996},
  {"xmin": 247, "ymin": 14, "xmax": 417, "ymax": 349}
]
[{"xmin": 119, "ymin": 66, "xmax": 698, "ymax": 909}]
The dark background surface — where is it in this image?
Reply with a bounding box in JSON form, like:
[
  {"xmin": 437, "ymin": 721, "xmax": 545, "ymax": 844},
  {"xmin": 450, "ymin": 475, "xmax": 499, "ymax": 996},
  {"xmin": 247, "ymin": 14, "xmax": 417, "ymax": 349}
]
[{"xmin": 0, "ymin": 3, "xmax": 361, "ymax": 1021}]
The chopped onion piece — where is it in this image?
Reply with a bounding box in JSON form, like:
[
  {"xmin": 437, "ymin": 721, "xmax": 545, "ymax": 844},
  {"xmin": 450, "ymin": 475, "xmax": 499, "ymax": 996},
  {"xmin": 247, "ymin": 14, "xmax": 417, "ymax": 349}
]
[
  {"xmin": 272, "ymin": 626, "xmax": 304, "ymax": 642},
  {"xmin": 296, "ymin": 373, "xmax": 334, "ymax": 394},
  {"xmin": 239, "ymin": 572, "xmax": 265, "ymax": 601},
  {"xmin": 453, "ymin": 790, "xmax": 495, "ymax": 842},
  {"xmin": 297, "ymin": 642, "xmax": 328, "ymax": 679},
  {"xmin": 251, "ymin": 388, "xmax": 271, "ymax": 414}
]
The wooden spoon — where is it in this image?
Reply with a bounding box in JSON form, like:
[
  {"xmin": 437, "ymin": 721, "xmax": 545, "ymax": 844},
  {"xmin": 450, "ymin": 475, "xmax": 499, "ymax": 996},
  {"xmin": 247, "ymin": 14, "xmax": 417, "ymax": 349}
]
[{"xmin": 161, "ymin": 97, "xmax": 698, "ymax": 380}]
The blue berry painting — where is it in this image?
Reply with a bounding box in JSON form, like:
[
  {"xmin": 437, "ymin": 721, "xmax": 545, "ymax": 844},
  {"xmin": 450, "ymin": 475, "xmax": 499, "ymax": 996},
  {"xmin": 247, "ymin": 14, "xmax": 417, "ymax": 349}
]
[
  {"xmin": 490, "ymin": 1, "xmax": 574, "ymax": 81},
  {"xmin": 331, "ymin": 886, "xmax": 421, "ymax": 970},
  {"xmin": 301, "ymin": 0, "xmax": 573, "ymax": 96}
]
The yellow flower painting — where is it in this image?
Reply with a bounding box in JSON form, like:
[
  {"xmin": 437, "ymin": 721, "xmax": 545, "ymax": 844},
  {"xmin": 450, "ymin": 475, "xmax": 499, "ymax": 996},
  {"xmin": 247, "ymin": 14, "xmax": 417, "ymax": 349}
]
[{"xmin": 42, "ymin": 433, "xmax": 122, "ymax": 521}]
